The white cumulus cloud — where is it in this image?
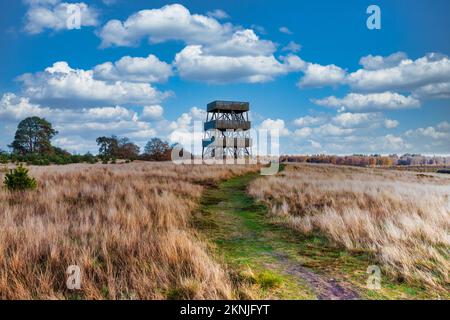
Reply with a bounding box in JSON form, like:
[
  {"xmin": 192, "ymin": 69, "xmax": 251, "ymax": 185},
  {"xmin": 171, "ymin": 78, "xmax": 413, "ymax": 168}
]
[
  {"xmin": 279, "ymin": 26, "xmax": 293, "ymax": 35},
  {"xmin": 206, "ymin": 9, "xmax": 230, "ymax": 20},
  {"xmin": 294, "ymin": 115, "xmax": 327, "ymax": 127},
  {"xmin": 174, "ymin": 45, "xmax": 303, "ymax": 84},
  {"xmin": 406, "ymin": 125, "xmax": 449, "ymax": 140},
  {"xmin": 17, "ymin": 61, "xmax": 170, "ymax": 107},
  {"xmin": 24, "ymin": 1, "xmax": 98, "ymax": 34},
  {"xmin": 298, "ymin": 63, "xmax": 347, "ymax": 88},
  {"xmin": 359, "ymin": 52, "xmax": 408, "ymax": 70},
  {"xmin": 93, "ymin": 54, "xmax": 173, "ymax": 83},
  {"xmin": 294, "ymin": 127, "xmax": 313, "ymax": 138},
  {"xmin": 348, "ymin": 53, "xmax": 450, "ymax": 93},
  {"xmin": 332, "ymin": 112, "xmax": 381, "ymax": 128},
  {"xmin": 98, "ymin": 4, "xmax": 233, "ymax": 48},
  {"xmin": 413, "ymin": 81, "xmax": 450, "ymax": 99},
  {"xmin": 312, "ymin": 92, "xmax": 420, "ymax": 111},
  {"xmin": 384, "ymin": 119, "xmax": 399, "ymax": 129},
  {"xmin": 141, "ymin": 105, "xmax": 164, "ymax": 120},
  {"xmin": 204, "ymin": 29, "xmax": 276, "ymax": 57},
  {"xmin": 259, "ymin": 118, "xmax": 290, "ymax": 136},
  {"xmin": 282, "ymin": 41, "xmax": 302, "ymax": 53}
]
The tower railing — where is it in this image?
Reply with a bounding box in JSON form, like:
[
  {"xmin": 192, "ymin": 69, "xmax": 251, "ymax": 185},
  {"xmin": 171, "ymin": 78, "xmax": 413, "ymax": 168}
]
[{"xmin": 204, "ymin": 120, "xmax": 251, "ymax": 131}]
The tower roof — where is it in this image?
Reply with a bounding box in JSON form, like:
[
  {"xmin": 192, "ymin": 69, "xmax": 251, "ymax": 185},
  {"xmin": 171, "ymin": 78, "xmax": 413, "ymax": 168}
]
[{"xmin": 207, "ymin": 101, "xmax": 249, "ymax": 113}]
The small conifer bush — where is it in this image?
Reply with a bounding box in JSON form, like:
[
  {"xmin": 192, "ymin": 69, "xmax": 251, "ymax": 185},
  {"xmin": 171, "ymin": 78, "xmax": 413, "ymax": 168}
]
[{"xmin": 3, "ymin": 165, "xmax": 37, "ymax": 191}]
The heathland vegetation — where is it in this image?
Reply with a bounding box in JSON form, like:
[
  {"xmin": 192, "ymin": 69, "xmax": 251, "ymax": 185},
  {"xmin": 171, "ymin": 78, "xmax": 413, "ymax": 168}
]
[
  {"xmin": 0, "ymin": 162, "xmax": 257, "ymax": 299},
  {"xmin": 248, "ymin": 164, "xmax": 450, "ymax": 294},
  {"xmin": 2, "ymin": 162, "xmax": 447, "ymax": 299}
]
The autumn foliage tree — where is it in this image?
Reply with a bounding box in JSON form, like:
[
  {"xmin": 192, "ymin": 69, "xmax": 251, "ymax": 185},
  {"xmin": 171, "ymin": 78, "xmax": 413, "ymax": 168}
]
[
  {"xmin": 115, "ymin": 137, "xmax": 140, "ymax": 160},
  {"xmin": 96, "ymin": 135, "xmax": 140, "ymax": 160},
  {"xmin": 143, "ymin": 138, "xmax": 172, "ymax": 161}
]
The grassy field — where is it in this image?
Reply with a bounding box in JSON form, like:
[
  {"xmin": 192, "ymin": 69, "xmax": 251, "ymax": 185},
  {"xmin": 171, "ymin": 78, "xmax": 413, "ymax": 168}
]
[
  {"xmin": 248, "ymin": 164, "xmax": 450, "ymax": 297},
  {"xmin": 196, "ymin": 168, "xmax": 449, "ymax": 299},
  {"xmin": 0, "ymin": 162, "xmax": 257, "ymax": 299},
  {"xmin": 0, "ymin": 162, "xmax": 448, "ymax": 299}
]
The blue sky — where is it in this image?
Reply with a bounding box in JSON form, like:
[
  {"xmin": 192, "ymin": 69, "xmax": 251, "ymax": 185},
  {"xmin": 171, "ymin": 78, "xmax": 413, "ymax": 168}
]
[{"xmin": 0, "ymin": 0, "xmax": 449, "ymax": 155}]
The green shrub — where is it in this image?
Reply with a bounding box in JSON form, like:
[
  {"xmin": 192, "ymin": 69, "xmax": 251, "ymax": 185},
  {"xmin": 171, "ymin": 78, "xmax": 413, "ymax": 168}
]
[
  {"xmin": 4, "ymin": 151, "xmax": 100, "ymax": 166},
  {"xmin": 84, "ymin": 154, "xmax": 97, "ymax": 164},
  {"xmin": 3, "ymin": 165, "xmax": 37, "ymax": 191},
  {"xmin": 0, "ymin": 153, "xmax": 8, "ymax": 164},
  {"xmin": 30, "ymin": 158, "xmax": 50, "ymax": 166}
]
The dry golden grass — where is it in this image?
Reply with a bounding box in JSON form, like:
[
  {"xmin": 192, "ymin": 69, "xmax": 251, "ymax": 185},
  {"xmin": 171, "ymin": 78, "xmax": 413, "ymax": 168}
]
[
  {"xmin": 0, "ymin": 162, "xmax": 256, "ymax": 299},
  {"xmin": 248, "ymin": 164, "xmax": 450, "ymax": 292}
]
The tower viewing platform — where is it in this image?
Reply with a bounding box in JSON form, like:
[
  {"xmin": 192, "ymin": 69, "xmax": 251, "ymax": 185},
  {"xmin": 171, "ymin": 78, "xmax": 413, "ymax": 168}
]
[
  {"xmin": 207, "ymin": 101, "xmax": 249, "ymax": 113},
  {"xmin": 202, "ymin": 101, "xmax": 252, "ymax": 159}
]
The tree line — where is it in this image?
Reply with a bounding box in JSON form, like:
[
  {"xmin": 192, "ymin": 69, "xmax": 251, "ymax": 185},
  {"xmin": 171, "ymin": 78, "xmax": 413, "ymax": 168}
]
[
  {"xmin": 95, "ymin": 135, "xmax": 173, "ymax": 162},
  {"xmin": 281, "ymin": 154, "xmax": 450, "ymax": 167},
  {"xmin": 0, "ymin": 116, "xmax": 173, "ymax": 165},
  {"xmin": 281, "ymin": 155, "xmax": 395, "ymax": 167}
]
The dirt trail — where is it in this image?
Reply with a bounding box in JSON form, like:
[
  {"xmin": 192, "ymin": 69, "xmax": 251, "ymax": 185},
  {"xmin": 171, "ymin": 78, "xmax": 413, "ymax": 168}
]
[
  {"xmin": 270, "ymin": 252, "xmax": 359, "ymax": 300},
  {"xmin": 197, "ymin": 171, "xmax": 360, "ymax": 300}
]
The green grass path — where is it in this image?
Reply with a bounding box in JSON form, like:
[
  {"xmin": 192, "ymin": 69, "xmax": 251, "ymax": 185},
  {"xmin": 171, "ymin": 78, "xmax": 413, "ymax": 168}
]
[
  {"xmin": 195, "ymin": 171, "xmax": 363, "ymax": 299},
  {"xmin": 195, "ymin": 171, "xmax": 438, "ymax": 300}
]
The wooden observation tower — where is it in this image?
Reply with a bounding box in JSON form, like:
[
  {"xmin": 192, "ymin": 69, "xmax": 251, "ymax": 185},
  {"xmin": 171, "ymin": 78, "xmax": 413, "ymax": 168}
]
[{"xmin": 202, "ymin": 101, "xmax": 252, "ymax": 159}]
